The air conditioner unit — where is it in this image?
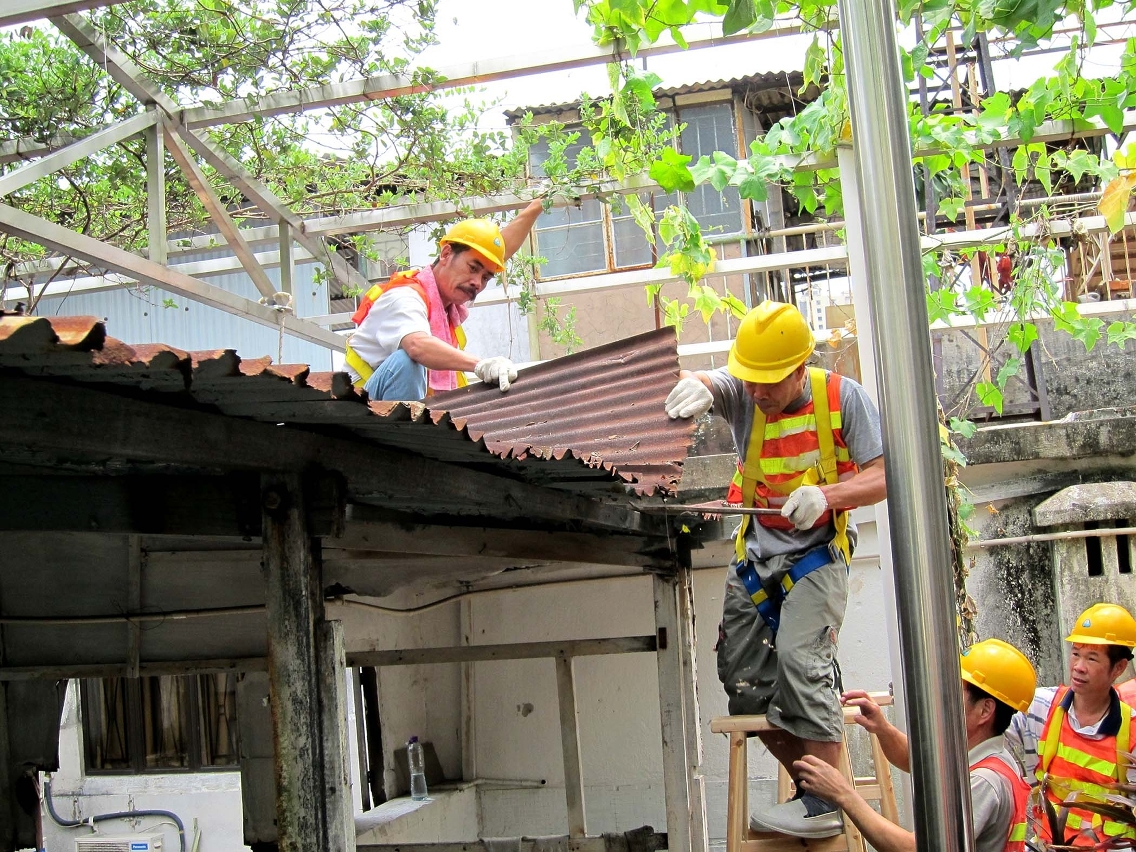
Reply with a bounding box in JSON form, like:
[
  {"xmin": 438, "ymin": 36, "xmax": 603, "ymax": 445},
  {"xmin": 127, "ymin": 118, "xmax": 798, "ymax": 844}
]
[{"xmin": 75, "ymin": 835, "xmax": 163, "ymax": 852}]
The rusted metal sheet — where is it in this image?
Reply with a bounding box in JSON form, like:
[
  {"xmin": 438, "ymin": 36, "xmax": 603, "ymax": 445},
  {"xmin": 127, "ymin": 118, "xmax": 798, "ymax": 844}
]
[{"xmin": 0, "ymin": 315, "xmax": 694, "ymax": 496}]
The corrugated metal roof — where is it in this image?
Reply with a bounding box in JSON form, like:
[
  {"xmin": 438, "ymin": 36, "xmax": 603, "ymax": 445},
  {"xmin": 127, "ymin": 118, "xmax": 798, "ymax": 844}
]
[
  {"xmin": 505, "ymin": 71, "xmax": 805, "ymax": 119},
  {"xmin": 0, "ymin": 314, "xmax": 693, "ymax": 496}
]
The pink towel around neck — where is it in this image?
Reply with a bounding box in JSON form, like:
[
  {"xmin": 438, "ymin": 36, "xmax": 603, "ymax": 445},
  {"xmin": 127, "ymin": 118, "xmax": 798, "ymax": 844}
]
[{"xmin": 415, "ymin": 264, "xmax": 469, "ymax": 393}]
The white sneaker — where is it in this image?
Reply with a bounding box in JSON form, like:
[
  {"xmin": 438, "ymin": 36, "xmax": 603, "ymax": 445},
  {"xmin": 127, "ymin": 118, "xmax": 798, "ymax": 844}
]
[{"xmin": 749, "ymin": 795, "xmax": 844, "ymax": 839}]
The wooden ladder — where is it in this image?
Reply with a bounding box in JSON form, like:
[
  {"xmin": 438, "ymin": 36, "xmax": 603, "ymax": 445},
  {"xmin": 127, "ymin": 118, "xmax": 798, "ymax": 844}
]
[{"xmin": 710, "ymin": 692, "xmax": 899, "ymax": 852}]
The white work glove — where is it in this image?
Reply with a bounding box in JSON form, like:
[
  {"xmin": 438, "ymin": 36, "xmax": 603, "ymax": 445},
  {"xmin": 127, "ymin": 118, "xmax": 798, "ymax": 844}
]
[
  {"xmin": 474, "ymin": 356, "xmax": 518, "ymax": 392},
  {"xmin": 780, "ymin": 485, "xmax": 828, "ymax": 530},
  {"xmin": 664, "ymin": 377, "xmax": 714, "ymax": 419}
]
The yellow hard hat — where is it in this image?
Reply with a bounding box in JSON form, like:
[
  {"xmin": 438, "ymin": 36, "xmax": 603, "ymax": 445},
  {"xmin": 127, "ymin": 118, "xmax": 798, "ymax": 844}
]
[
  {"xmin": 961, "ymin": 638, "xmax": 1037, "ymax": 712},
  {"xmin": 439, "ymin": 219, "xmax": 506, "ymax": 274},
  {"xmin": 727, "ymin": 301, "xmax": 815, "ymax": 384},
  {"xmin": 1066, "ymin": 603, "xmax": 1136, "ymax": 647}
]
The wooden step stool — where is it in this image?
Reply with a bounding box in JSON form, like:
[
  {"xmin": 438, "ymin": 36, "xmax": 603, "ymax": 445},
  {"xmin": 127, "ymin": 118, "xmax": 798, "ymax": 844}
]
[{"xmin": 710, "ymin": 692, "xmax": 898, "ymax": 852}]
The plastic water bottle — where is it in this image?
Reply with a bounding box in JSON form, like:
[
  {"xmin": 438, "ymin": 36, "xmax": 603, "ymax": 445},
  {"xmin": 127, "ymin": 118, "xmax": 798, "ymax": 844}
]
[{"xmin": 408, "ymin": 736, "xmax": 428, "ymax": 801}]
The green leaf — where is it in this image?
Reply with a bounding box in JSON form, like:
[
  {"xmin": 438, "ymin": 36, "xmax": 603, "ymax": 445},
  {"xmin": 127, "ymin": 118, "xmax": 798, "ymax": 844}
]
[
  {"xmin": 1007, "ymin": 321, "xmax": 1039, "ymax": 354},
  {"xmin": 939, "ymin": 196, "xmax": 967, "ymax": 222},
  {"xmin": 690, "ymin": 151, "xmax": 737, "ymax": 191},
  {"xmin": 949, "ymin": 417, "xmax": 978, "ymax": 439},
  {"xmin": 926, "ymin": 288, "xmax": 959, "ymax": 324},
  {"xmin": 976, "ymin": 382, "xmax": 1004, "ymax": 414},
  {"xmin": 996, "ymin": 356, "xmax": 1021, "ymax": 389},
  {"xmin": 649, "ymin": 147, "xmax": 695, "ymax": 192},
  {"xmin": 962, "ymin": 286, "xmax": 996, "ymax": 322},
  {"xmin": 722, "ymin": 0, "xmax": 758, "ymax": 35},
  {"xmin": 1107, "ymin": 321, "xmax": 1136, "ymax": 347},
  {"xmin": 941, "ymin": 443, "xmax": 969, "ymax": 467},
  {"xmin": 694, "ymin": 284, "xmax": 724, "ymax": 323}
]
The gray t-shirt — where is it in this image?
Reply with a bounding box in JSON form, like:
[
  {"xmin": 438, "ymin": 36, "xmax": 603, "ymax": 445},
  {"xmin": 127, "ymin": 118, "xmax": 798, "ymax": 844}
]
[{"xmin": 707, "ymin": 367, "xmax": 884, "ymax": 561}]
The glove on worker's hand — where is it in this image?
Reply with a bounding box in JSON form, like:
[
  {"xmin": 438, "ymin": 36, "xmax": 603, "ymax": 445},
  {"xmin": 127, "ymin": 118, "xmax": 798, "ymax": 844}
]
[
  {"xmin": 664, "ymin": 377, "xmax": 713, "ymax": 419},
  {"xmin": 474, "ymin": 356, "xmax": 518, "ymax": 392},
  {"xmin": 781, "ymin": 485, "xmax": 828, "ymax": 530}
]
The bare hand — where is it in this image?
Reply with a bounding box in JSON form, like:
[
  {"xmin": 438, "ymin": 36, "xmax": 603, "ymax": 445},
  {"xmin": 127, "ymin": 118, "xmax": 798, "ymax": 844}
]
[
  {"xmin": 794, "ymin": 756, "xmax": 852, "ymax": 808},
  {"xmin": 841, "ymin": 690, "xmax": 890, "ymax": 735}
]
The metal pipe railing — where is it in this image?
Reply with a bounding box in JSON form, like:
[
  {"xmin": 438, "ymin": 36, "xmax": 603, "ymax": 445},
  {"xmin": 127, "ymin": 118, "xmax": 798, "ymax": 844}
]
[{"xmin": 838, "ymin": 0, "xmax": 974, "ymax": 849}]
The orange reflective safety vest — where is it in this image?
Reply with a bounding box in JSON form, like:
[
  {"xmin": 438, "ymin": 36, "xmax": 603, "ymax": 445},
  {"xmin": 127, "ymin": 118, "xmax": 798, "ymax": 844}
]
[
  {"xmin": 1035, "ymin": 686, "xmax": 1136, "ymax": 845},
  {"xmin": 732, "ymin": 368, "xmax": 858, "ymax": 565},
  {"xmin": 972, "ymin": 753, "xmax": 1030, "ymax": 852},
  {"xmin": 343, "ymin": 270, "xmax": 467, "ymax": 390}
]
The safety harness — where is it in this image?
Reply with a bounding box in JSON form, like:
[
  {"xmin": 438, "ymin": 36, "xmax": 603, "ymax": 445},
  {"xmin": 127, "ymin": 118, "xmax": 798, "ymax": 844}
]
[
  {"xmin": 344, "ymin": 272, "xmax": 468, "ymax": 391},
  {"xmin": 733, "ymin": 367, "xmax": 852, "ymax": 632}
]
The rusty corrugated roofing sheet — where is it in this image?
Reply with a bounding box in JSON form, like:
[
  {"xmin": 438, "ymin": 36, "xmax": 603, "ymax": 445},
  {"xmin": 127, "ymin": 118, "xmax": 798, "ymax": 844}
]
[{"xmin": 0, "ymin": 315, "xmax": 694, "ymax": 496}]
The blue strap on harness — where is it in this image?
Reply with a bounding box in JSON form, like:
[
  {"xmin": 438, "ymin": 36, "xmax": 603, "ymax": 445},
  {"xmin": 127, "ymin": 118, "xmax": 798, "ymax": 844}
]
[{"xmin": 735, "ymin": 545, "xmax": 836, "ymax": 635}]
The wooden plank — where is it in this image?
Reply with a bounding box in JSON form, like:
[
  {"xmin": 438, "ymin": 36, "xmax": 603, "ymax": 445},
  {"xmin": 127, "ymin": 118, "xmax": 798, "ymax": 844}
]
[
  {"xmin": 318, "ymin": 619, "xmax": 355, "ymax": 851},
  {"xmin": 555, "ymin": 657, "xmax": 587, "ymax": 838},
  {"xmin": 262, "ymin": 472, "xmax": 324, "ymax": 852},
  {"xmin": 126, "ymin": 535, "xmax": 142, "ymax": 678},
  {"xmin": 871, "ymin": 735, "xmax": 900, "ymax": 824},
  {"xmin": 0, "ymin": 474, "xmax": 262, "ymax": 537},
  {"xmin": 710, "ymin": 694, "xmax": 893, "ymax": 733},
  {"xmin": 0, "ymin": 376, "xmax": 653, "ymax": 534},
  {"xmin": 653, "ymin": 572, "xmax": 692, "ymax": 852},
  {"xmin": 332, "ymin": 517, "xmax": 669, "ymax": 569},
  {"xmin": 726, "ymin": 733, "xmax": 747, "ymax": 852},
  {"xmin": 357, "ymin": 832, "xmax": 668, "ymax": 852},
  {"xmin": 677, "ymin": 567, "xmax": 709, "ymax": 852},
  {"xmin": 349, "ymin": 636, "xmax": 656, "ymax": 668},
  {"xmin": 0, "ymin": 657, "xmax": 267, "ymax": 680}
]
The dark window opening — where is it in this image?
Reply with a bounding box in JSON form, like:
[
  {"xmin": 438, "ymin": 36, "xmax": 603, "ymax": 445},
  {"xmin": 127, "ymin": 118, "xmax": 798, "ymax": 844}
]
[
  {"xmin": 1086, "ymin": 521, "xmax": 1103, "ymax": 577},
  {"xmin": 81, "ymin": 674, "xmax": 240, "ymax": 774},
  {"xmin": 1117, "ymin": 530, "xmax": 1131, "ymax": 575}
]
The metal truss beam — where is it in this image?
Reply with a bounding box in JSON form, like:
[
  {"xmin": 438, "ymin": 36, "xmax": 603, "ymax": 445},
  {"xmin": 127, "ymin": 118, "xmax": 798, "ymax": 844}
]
[
  {"xmin": 179, "ymin": 20, "xmax": 827, "ymax": 129},
  {"xmin": 0, "ymin": 202, "xmax": 346, "ymax": 350},
  {"xmin": 163, "ymin": 124, "xmax": 277, "ymax": 298},
  {"xmin": 0, "ymin": 113, "xmax": 156, "ymax": 199},
  {"xmin": 1, "ymin": 0, "xmax": 126, "ymax": 27},
  {"xmin": 0, "ymin": 135, "xmax": 79, "ymax": 167}
]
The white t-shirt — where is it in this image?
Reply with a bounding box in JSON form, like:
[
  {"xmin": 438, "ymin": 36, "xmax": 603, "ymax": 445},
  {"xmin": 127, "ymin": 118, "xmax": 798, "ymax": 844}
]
[{"xmin": 345, "ymin": 287, "xmax": 430, "ymax": 383}]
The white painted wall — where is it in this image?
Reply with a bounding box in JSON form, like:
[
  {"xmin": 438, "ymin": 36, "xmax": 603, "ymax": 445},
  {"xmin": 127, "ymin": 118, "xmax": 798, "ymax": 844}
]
[{"xmin": 43, "ymin": 681, "xmax": 245, "ymax": 852}]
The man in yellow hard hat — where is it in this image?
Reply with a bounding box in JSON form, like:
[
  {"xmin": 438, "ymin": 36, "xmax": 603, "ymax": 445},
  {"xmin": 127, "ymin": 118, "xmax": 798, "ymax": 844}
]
[
  {"xmin": 663, "ymin": 300, "xmax": 887, "ymax": 838},
  {"xmin": 344, "ymin": 200, "xmax": 544, "ymax": 401},
  {"xmin": 794, "ymin": 639, "xmax": 1035, "ymax": 852},
  {"xmin": 1005, "ymin": 602, "xmax": 1136, "ymax": 846}
]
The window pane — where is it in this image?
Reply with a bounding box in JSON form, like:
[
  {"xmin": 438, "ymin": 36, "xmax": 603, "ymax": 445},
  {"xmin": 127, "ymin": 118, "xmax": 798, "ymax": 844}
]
[
  {"xmin": 141, "ymin": 676, "xmax": 191, "ymax": 769},
  {"xmin": 612, "ymin": 202, "xmax": 653, "ymax": 268},
  {"xmin": 536, "ymin": 199, "xmax": 606, "ymax": 277},
  {"xmin": 679, "ymin": 104, "xmax": 744, "ymax": 235},
  {"xmin": 83, "ymin": 678, "xmax": 132, "ymax": 770},
  {"xmin": 198, "ymin": 674, "xmax": 241, "ymax": 767}
]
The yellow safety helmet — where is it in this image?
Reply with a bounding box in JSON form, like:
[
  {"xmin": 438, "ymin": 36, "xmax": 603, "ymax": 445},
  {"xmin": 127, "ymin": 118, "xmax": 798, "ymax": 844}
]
[
  {"xmin": 439, "ymin": 219, "xmax": 506, "ymax": 274},
  {"xmin": 961, "ymin": 638, "xmax": 1037, "ymax": 712},
  {"xmin": 1066, "ymin": 603, "xmax": 1136, "ymax": 647},
  {"xmin": 727, "ymin": 301, "xmax": 815, "ymax": 384}
]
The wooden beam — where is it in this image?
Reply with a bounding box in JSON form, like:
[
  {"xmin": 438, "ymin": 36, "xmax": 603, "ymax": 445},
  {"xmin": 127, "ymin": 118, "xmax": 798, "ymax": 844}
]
[
  {"xmin": 126, "ymin": 535, "xmax": 142, "ymax": 678},
  {"xmin": 357, "ymin": 831, "xmax": 668, "ymax": 852},
  {"xmin": 318, "ymin": 619, "xmax": 355, "ymax": 850},
  {"xmin": 653, "ymin": 573, "xmax": 692, "ymax": 852},
  {"xmin": 331, "ymin": 517, "xmax": 670, "ymax": 569},
  {"xmin": 0, "ymin": 376, "xmax": 654, "ymax": 534},
  {"xmin": 0, "ymin": 657, "xmax": 267, "ymax": 681},
  {"xmin": 677, "ymin": 568, "xmax": 708, "ymax": 852},
  {"xmin": 0, "ymin": 474, "xmax": 262, "ymax": 537},
  {"xmin": 555, "ymin": 657, "xmax": 587, "ymax": 839},
  {"xmin": 1, "ymin": 0, "xmax": 128, "ymax": 26},
  {"xmin": 262, "ymin": 472, "xmax": 325, "ymax": 852},
  {"xmin": 348, "ymin": 636, "xmax": 656, "ymax": 668}
]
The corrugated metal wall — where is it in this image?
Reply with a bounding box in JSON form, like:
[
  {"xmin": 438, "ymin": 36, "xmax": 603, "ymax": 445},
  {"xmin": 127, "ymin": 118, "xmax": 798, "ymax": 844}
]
[{"xmin": 36, "ymin": 257, "xmax": 336, "ymax": 369}]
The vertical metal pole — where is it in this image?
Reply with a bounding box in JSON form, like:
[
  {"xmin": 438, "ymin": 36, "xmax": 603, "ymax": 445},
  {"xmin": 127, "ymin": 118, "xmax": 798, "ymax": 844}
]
[
  {"xmin": 836, "ymin": 2, "xmax": 973, "ymax": 851},
  {"xmin": 145, "ymin": 109, "xmax": 166, "ymax": 267}
]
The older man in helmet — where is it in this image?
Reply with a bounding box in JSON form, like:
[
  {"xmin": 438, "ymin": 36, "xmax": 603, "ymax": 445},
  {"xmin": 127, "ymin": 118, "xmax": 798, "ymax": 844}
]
[
  {"xmin": 794, "ymin": 639, "xmax": 1035, "ymax": 852},
  {"xmin": 1005, "ymin": 602, "xmax": 1136, "ymax": 846},
  {"xmin": 664, "ymin": 300, "xmax": 887, "ymax": 838},
  {"xmin": 344, "ymin": 200, "xmax": 543, "ymax": 401}
]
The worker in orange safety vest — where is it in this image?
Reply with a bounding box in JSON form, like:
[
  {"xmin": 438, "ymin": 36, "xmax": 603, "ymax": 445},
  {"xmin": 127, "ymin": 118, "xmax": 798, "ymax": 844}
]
[
  {"xmin": 663, "ymin": 300, "xmax": 887, "ymax": 839},
  {"xmin": 794, "ymin": 638, "xmax": 1035, "ymax": 852},
  {"xmin": 344, "ymin": 200, "xmax": 543, "ymax": 401},
  {"xmin": 1005, "ymin": 602, "xmax": 1136, "ymax": 847}
]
